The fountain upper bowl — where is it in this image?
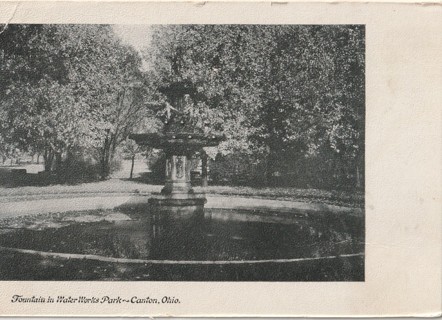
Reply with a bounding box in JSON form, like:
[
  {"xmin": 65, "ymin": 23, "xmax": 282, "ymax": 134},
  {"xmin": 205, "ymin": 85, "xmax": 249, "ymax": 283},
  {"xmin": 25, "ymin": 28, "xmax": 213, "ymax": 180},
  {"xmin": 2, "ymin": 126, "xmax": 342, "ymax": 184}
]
[{"xmin": 129, "ymin": 132, "xmax": 224, "ymax": 151}]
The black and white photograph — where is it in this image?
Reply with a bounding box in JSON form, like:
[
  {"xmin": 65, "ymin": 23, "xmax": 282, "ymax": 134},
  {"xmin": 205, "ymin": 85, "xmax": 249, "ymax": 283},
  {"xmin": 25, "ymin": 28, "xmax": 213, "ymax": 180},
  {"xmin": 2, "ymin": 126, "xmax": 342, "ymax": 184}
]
[
  {"xmin": 0, "ymin": 0, "xmax": 441, "ymax": 318},
  {"xmin": 0, "ymin": 23, "xmax": 364, "ymax": 281}
]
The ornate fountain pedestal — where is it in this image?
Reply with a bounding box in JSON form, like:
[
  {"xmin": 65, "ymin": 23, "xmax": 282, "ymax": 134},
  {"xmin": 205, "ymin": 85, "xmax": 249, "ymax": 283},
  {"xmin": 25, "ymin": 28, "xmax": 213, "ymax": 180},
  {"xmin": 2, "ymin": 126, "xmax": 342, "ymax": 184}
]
[{"xmin": 129, "ymin": 132, "xmax": 223, "ymax": 217}]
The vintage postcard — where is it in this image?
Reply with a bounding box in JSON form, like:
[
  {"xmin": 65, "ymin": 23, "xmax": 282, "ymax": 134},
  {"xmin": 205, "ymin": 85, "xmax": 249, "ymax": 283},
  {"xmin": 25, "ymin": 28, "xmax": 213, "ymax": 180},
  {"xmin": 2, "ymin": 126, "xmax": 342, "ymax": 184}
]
[{"xmin": 0, "ymin": 0, "xmax": 440, "ymax": 317}]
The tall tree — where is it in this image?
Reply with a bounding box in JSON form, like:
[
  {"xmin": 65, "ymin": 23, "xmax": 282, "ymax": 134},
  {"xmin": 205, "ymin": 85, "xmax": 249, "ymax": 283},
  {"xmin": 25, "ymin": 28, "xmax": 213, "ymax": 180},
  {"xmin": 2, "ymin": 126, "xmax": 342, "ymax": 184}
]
[
  {"xmin": 0, "ymin": 24, "xmax": 155, "ymax": 179},
  {"xmin": 146, "ymin": 25, "xmax": 365, "ymax": 187}
]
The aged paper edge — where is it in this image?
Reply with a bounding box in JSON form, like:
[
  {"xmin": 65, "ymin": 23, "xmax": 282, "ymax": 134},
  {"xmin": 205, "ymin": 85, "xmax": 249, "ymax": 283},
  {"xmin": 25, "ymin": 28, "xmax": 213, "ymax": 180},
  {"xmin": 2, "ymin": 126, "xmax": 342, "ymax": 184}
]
[{"xmin": 0, "ymin": 1, "xmax": 441, "ymax": 317}]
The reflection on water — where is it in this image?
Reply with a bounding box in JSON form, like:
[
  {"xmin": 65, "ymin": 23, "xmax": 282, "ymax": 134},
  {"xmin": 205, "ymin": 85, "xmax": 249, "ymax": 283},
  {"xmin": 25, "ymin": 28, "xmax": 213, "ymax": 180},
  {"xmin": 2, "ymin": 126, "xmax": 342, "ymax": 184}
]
[{"xmin": 0, "ymin": 207, "xmax": 364, "ymax": 262}]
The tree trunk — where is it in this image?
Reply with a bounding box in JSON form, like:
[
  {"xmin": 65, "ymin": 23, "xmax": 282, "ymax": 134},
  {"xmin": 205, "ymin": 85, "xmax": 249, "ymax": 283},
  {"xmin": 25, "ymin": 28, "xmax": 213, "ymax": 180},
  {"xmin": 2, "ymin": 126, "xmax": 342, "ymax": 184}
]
[
  {"xmin": 100, "ymin": 146, "xmax": 111, "ymax": 180},
  {"xmin": 266, "ymin": 148, "xmax": 276, "ymax": 187},
  {"xmin": 43, "ymin": 149, "xmax": 54, "ymax": 172},
  {"xmin": 43, "ymin": 151, "xmax": 48, "ymax": 171},
  {"xmin": 100, "ymin": 150, "xmax": 108, "ymax": 180},
  {"xmin": 356, "ymin": 164, "xmax": 361, "ymax": 188},
  {"xmin": 100, "ymin": 131, "xmax": 118, "ymax": 181},
  {"xmin": 36, "ymin": 154, "xmax": 40, "ymax": 164},
  {"xmin": 201, "ymin": 151, "xmax": 208, "ymax": 188},
  {"xmin": 266, "ymin": 161, "xmax": 272, "ymax": 187},
  {"xmin": 53, "ymin": 152, "xmax": 62, "ymax": 176},
  {"xmin": 129, "ymin": 154, "xmax": 135, "ymax": 180},
  {"xmin": 65, "ymin": 149, "xmax": 74, "ymax": 179}
]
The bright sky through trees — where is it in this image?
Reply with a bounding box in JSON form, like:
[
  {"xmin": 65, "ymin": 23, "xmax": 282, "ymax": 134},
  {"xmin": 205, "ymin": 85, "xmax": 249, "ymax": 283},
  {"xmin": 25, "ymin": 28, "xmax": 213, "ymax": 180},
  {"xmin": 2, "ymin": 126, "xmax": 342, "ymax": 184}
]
[{"xmin": 112, "ymin": 25, "xmax": 152, "ymax": 70}]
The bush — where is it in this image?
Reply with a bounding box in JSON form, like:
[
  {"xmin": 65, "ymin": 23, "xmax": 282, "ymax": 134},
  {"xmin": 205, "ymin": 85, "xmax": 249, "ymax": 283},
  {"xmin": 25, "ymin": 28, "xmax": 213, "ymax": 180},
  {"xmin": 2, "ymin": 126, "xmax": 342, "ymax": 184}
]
[
  {"xmin": 58, "ymin": 151, "xmax": 121, "ymax": 183},
  {"xmin": 208, "ymin": 151, "xmax": 362, "ymax": 190},
  {"xmin": 210, "ymin": 153, "xmax": 267, "ymax": 187},
  {"xmin": 145, "ymin": 151, "xmax": 166, "ymax": 184}
]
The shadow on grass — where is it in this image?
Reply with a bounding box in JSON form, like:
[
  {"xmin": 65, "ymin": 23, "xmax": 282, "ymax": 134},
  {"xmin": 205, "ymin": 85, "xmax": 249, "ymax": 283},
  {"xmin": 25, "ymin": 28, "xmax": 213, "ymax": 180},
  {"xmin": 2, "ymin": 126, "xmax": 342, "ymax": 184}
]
[
  {"xmin": 0, "ymin": 167, "xmax": 100, "ymax": 188},
  {"xmin": 119, "ymin": 172, "xmax": 163, "ymax": 186}
]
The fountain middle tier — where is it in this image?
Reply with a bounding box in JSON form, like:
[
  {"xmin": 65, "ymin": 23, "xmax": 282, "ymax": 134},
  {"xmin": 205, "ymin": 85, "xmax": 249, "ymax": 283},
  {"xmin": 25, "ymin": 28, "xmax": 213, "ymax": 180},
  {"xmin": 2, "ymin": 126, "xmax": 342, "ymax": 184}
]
[{"xmin": 129, "ymin": 132, "xmax": 224, "ymax": 217}]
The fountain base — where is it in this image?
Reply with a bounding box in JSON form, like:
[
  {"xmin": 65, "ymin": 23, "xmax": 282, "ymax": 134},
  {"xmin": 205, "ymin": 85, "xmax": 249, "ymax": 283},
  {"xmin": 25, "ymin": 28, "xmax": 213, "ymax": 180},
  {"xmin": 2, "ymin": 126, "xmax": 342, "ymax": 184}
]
[
  {"xmin": 148, "ymin": 193, "xmax": 206, "ymax": 217},
  {"xmin": 149, "ymin": 192, "xmax": 207, "ymax": 206}
]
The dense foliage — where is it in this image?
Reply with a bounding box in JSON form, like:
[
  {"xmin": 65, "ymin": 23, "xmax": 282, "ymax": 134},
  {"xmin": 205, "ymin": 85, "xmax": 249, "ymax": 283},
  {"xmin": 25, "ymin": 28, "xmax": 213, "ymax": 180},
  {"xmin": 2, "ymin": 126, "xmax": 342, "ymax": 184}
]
[
  {"xmin": 147, "ymin": 25, "xmax": 365, "ymax": 188},
  {"xmin": 1, "ymin": 24, "xmax": 364, "ymax": 188},
  {"xmin": 0, "ymin": 24, "xmax": 156, "ymax": 180}
]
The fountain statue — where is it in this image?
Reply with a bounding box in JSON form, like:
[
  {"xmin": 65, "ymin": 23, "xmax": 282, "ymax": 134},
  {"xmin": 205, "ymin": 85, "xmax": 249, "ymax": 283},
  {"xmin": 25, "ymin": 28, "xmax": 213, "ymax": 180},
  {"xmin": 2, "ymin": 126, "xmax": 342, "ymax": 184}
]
[{"xmin": 129, "ymin": 81, "xmax": 223, "ymax": 216}]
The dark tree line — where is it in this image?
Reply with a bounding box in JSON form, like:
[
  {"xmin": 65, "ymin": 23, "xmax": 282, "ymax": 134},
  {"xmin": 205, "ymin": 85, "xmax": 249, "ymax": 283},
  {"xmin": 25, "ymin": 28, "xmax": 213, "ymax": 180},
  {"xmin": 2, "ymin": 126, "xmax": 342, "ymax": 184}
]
[
  {"xmin": 1, "ymin": 24, "xmax": 364, "ymax": 189},
  {"xmin": 146, "ymin": 25, "xmax": 365, "ymax": 188}
]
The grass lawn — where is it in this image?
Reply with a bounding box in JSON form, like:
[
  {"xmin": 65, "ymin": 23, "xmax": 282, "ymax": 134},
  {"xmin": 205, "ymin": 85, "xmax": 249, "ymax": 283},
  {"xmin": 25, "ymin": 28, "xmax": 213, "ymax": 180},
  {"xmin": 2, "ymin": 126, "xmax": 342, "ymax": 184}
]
[
  {"xmin": 0, "ymin": 178, "xmax": 363, "ymax": 208},
  {"xmin": 200, "ymin": 185, "xmax": 364, "ymax": 208}
]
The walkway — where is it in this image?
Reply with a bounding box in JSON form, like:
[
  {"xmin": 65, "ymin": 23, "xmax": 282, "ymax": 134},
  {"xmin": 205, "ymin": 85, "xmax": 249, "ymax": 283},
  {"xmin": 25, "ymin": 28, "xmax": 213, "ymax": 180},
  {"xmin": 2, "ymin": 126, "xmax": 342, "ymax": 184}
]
[{"xmin": 0, "ymin": 193, "xmax": 362, "ymax": 218}]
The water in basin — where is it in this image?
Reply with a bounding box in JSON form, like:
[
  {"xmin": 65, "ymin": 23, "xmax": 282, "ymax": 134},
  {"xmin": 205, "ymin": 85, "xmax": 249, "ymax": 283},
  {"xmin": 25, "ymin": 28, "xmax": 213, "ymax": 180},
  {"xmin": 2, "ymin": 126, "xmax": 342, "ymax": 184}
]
[{"xmin": 0, "ymin": 206, "xmax": 364, "ymax": 281}]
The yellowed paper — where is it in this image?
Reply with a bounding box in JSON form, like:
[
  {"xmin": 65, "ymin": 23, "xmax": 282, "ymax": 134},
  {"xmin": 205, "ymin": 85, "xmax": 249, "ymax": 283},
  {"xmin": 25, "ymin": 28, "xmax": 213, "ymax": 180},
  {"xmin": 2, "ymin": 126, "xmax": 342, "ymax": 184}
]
[{"xmin": 0, "ymin": 1, "xmax": 441, "ymax": 317}]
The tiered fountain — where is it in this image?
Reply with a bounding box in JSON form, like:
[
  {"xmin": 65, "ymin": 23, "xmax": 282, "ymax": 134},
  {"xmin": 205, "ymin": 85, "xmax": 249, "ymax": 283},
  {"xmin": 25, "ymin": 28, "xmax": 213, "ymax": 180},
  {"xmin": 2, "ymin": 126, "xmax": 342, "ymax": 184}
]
[
  {"xmin": 129, "ymin": 81, "xmax": 223, "ymax": 216},
  {"xmin": 0, "ymin": 84, "xmax": 364, "ymax": 280}
]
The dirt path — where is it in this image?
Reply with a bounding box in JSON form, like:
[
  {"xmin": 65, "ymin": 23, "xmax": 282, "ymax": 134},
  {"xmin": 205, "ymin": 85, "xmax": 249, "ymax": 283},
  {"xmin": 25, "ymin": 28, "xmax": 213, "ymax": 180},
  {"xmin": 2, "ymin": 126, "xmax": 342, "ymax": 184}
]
[{"xmin": 0, "ymin": 195, "xmax": 135, "ymax": 218}]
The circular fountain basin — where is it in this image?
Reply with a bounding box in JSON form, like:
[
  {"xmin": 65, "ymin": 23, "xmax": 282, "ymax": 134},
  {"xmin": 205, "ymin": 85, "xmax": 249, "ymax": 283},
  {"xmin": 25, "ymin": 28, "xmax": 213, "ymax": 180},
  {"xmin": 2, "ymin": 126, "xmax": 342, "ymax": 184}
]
[{"xmin": 0, "ymin": 202, "xmax": 364, "ymax": 281}]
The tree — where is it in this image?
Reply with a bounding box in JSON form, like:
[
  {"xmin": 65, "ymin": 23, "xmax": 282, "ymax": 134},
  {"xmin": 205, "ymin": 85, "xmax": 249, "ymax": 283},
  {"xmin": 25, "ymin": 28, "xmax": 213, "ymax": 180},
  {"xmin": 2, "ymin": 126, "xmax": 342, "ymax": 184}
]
[
  {"xmin": 0, "ymin": 24, "xmax": 157, "ymax": 180},
  {"xmin": 119, "ymin": 139, "xmax": 142, "ymax": 180},
  {"xmin": 1, "ymin": 25, "xmax": 91, "ymax": 173},
  {"xmin": 146, "ymin": 25, "xmax": 365, "ymax": 188}
]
